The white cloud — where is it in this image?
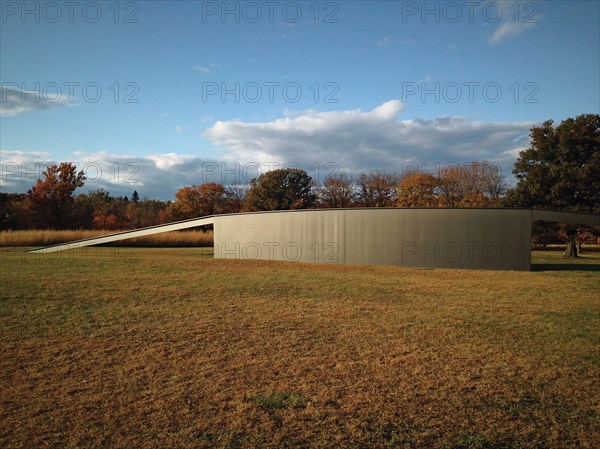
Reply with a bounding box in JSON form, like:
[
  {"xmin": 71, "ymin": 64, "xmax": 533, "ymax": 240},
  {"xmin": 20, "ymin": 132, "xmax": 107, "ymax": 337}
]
[
  {"xmin": 371, "ymin": 99, "xmax": 404, "ymax": 119},
  {"xmin": 0, "ymin": 85, "xmax": 73, "ymax": 117},
  {"xmin": 487, "ymin": 0, "xmax": 541, "ymax": 44},
  {"xmin": 375, "ymin": 35, "xmax": 392, "ymax": 47},
  {"xmin": 146, "ymin": 152, "xmax": 196, "ymax": 170},
  {"xmin": 0, "ymin": 150, "xmax": 53, "ymax": 186},
  {"xmin": 0, "ymin": 149, "xmax": 53, "ymax": 164},
  {"xmin": 203, "ymin": 100, "xmax": 535, "ymax": 179},
  {"xmin": 490, "ymin": 20, "xmax": 538, "ymax": 45},
  {"xmin": 194, "ymin": 63, "xmax": 221, "ymax": 73}
]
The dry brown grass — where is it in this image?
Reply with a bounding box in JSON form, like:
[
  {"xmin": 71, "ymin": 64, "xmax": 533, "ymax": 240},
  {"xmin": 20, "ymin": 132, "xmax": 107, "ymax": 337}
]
[
  {"xmin": 0, "ymin": 229, "xmax": 213, "ymax": 247},
  {"xmin": 1, "ymin": 249, "xmax": 598, "ymax": 448}
]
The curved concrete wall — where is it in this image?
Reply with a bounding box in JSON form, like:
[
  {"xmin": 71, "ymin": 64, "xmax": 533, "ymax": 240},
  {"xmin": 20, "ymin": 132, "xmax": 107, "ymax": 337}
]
[
  {"xmin": 213, "ymin": 208, "xmax": 535, "ymax": 270},
  {"xmin": 29, "ymin": 208, "xmax": 599, "ymax": 271}
]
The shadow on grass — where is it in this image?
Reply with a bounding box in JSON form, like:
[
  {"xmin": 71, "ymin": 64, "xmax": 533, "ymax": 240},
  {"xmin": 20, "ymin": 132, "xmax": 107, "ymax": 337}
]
[
  {"xmin": 531, "ymin": 250, "xmax": 600, "ymax": 272},
  {"xmin": 532, "ymin": 263, "xmax": 600, "ymax": 272}
]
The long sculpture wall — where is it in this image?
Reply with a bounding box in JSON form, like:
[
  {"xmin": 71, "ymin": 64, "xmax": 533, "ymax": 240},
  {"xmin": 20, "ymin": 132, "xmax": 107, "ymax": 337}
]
[
  {"xmin": 29, "ymin": 208, "xmax": 599, "ymax": 271},
  {"xmin": 213, "ymin": 208, "xmax": 534, "ymax": 270}
]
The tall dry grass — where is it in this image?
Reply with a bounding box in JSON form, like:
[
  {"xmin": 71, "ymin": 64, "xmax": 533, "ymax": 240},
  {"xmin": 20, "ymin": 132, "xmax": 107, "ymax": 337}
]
[{"xmin": 0, "ymin": 229, "xmax": 213, "ymax": 247}]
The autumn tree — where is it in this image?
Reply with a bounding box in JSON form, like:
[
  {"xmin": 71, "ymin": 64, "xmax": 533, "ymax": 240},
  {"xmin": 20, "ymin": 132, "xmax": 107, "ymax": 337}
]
[
  {"xmin": 91, "ymin": 211, "xmax": 122, "ymax": 230},
  {"xmin": 437, "ymin": 161, "xmax": 506, "ymax": 207},
  {"xmin": 0, "ymin": 193, "xmax": 29, "ymax": 229},
  {"xmin": 396, "ymin": 172, "xmax": 440, "ymax": 207},
  {"xmin": 168, "ymin": 182, "xmax": 235, "ymax": 220},
  {"xmin": 75, "ymin": 189, "xmax": 109, "ymax": 229},
  {"xmin": 318, "ymin": 173, "xmax": 356, "ymax": 208},
  {"xmin": 245, "ymin": 169, "xmax": 316, "ymax": 211},
  {"xmin": 125, "ymin": 201, "xmax": 142, "ymax": 228},
  {"xmin": 356, "ymin": 171, "xmax": 399, "ymax": 207},
  {"xmin": 74, "ymin": 189, "xmax": 133, "ymax": 229},
  {"xmin": 129, "ymin": 199, "xmax": 168, "ymax": 227},
  {"xmin": 503, "ymin": 115, "xmax": 600, "ymax": 257},
  {"xmin": 27, "ymin": 163, "xmax": 86, "ymax": 228},
  {"xmin": 227, "ymin": 184, "xmax": 248, "ymax": 212}
]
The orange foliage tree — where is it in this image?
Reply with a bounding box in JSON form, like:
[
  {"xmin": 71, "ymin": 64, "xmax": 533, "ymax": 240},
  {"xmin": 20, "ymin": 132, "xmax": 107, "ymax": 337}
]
[
  {"xmin": 27, "ymin": 163, "xmax": 86, "ymax": 228},
  {"xmin": 167, "ymin": 182, "xmax": 236, "ymax": 220},
  {"xmin": 91, "ymin": 211, "xmax": 122, "ymax": 230},
  {"xmin": 396, "ymin": 172, "xmax": 440, "ymax": 207}
]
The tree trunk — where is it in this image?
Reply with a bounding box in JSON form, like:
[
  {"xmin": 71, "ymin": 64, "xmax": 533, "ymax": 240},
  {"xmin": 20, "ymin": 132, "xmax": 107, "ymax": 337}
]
[{"xmin": 563, "ymin": 237, "xmax": 578, "ymax": 258}]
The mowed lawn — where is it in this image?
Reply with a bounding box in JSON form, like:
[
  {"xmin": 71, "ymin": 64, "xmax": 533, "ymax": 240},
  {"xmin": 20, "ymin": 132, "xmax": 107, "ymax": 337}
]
[{"xmin": 1, "ymin": 248, "xmax": 598, "ymax": 449}]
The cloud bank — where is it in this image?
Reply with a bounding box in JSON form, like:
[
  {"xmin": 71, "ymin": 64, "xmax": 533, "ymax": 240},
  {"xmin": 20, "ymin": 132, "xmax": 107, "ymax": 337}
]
[
  {"xmin": 1, "ymin": 150, "xmax": 217, "ymax": 200},
  {"xmin": 2, "ymin": 100, "xmax": 535, "ymax": 199},
  {"xmin": 204, "ymin": 99, "xmax": 533, "ymax": 176},
  {"xmin": 0, "ymin": 85, "xmax": 73, "ymax": 117}
]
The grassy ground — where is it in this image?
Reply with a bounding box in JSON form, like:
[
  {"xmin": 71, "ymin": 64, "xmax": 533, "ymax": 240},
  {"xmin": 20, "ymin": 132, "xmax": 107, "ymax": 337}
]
[
  {"xmin": 1, "ymin": 248, "xmax": 598, "ymax": 448},
  {"xmin": 532, "ymin": 249, "xmax": 600, "ymax": 271}
]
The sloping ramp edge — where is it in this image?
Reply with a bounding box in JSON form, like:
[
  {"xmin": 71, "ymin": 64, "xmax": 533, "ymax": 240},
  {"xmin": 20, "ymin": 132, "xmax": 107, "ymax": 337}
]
[{"xmin": 26, "ymin": 216, "xmax": 215, "ymax": 254}]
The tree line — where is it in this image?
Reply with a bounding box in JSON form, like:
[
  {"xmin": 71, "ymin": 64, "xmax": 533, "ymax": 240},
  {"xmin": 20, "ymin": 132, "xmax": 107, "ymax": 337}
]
[
  {"xmin": 1, "ymin": 114, "xmax": 598, "ymax": 255},
  {"xmin": 0, "ymin": 161, "xmax": 507, "ymax": 230}
]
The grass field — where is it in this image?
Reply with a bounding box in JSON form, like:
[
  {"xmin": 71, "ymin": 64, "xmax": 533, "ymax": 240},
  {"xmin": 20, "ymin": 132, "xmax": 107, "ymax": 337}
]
[{"xmin": 1, "ymin": 249, "xmax": 598, "ymax": 448}]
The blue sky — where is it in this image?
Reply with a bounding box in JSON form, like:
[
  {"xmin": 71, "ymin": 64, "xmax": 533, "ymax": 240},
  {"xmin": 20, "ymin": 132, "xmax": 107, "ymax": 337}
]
[{"xmin": 1, "ymin": 0, "xmax": 599, "ymax": 199}]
